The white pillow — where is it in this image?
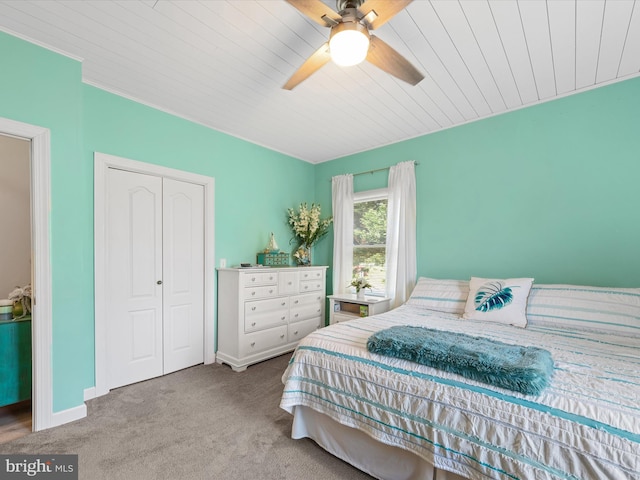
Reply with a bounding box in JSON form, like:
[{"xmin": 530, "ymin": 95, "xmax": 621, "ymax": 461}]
[
  {"xmin": 526, "ymin": 284, "xmax": 640, "ymax": 336},
  {"xmin": 406, "ymin": 277, "xmax": 469, "ymax": 315},
  {"xmin": 463, "ymin": 277, "xmax": 534, "ymax": 328}
]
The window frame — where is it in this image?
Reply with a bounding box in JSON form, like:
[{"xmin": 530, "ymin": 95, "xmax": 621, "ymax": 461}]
[{"xmin": 353, "ymin": 187, "xmax": 388, "ymax": 297}]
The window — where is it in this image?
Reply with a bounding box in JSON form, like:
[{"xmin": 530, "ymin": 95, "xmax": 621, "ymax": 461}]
[{"xmin": 353, "ymin": 188, "xmax": 388, "ymax": 296}]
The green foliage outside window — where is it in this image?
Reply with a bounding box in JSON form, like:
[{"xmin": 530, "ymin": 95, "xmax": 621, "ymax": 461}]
[{"xmin": 353, "ymin": 199, "xmax": 387, "ymax": 293}]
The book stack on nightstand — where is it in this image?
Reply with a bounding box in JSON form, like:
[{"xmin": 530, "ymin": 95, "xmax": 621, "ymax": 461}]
[{"xmin": 328, "ymin": 294, "xmax": 391, "ymax": 325}]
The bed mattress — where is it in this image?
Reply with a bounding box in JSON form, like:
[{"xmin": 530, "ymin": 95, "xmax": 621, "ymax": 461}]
[{"xmin": 280, "ymin": 305, "xmax": 640, "ymax": 479}]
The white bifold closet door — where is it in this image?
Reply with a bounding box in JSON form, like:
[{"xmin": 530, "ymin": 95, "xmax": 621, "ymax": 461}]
[{"xmin": 106, "ymin": 168, "xmax": 204, "ymax": 390}]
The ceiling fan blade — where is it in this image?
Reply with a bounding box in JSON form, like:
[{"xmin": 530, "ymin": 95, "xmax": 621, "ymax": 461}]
[
  {"xmin": 286, "ymin": 0, "xmax": 341, "ymax": 27},
  {"xmin": 283, "ymin": 43, "xmax": 331, "ymax": 90},
  {"xmin": 358, "ymin": 0, "xmax": 412, "ymax": 30},
  {"xmin": 366, "ymin": 35, "xmax": 424, "ymax": 85}
]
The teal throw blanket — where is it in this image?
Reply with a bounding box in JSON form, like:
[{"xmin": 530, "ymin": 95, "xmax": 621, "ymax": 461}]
[{"xmin": 367, "ymin": 326, "xmax": 554, "ymax": 395}]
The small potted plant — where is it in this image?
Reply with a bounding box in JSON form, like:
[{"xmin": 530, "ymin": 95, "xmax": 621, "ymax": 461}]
[
  {"xmin": 349, "ymin": 277, "xmax": 372, "ymax": 299},
  {"xmin": 8, "ymin": 284, "xmax": 32, "ymax": 319}
]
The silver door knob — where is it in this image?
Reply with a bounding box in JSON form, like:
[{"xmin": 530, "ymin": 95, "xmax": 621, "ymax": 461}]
[{"xmin": 157, "ymin": 280, "xmax": 162, "ymax": 285}]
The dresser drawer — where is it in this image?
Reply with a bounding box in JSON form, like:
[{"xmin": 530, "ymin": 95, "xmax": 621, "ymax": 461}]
[
  {"xmin": 299, "ymin": 269, "xmax": 324, "ymax": 281},
  {"xmin": 288, "ymin": 318, "xmax": 320, "ymax": 343},
  {"xmin": 299, "ymin": 279, "xmax": 323, "ymax": 293},
  {"xmin": 290, "ymin": 304, "xmax": 322, "ymax": 323},
  {"xmin": 241, "ymin": 325, "xmax": 288, "ymax": 356},
  {"xmin": 242, "ymin": 271, "xmax": 277, "ymax": 287},
  {"xmin": 290, "ymin": 293, "xmax": 323, "ymax": 323},
  {"xmin": 292, "ymin": 292, "xmax": 323, "ymax": 307},
  {"xmin": 243, "ymin": 284, "xmax": 279, "ymax": 300},
  {"xmin": 245, "ymin": 297, "xmax": 289, "ymax": 332}
]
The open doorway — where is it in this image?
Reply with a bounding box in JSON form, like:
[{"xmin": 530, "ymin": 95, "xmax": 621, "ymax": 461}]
[
  {"xmin": 0, "ymin": 116, "xmax": 54, "ymax": 434},
  {"xmin": 0, "ymin": 133, "xmax": 32, "ymax": 442}
]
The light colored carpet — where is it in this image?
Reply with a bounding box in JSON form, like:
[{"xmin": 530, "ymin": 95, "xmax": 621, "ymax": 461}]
[{"xmin": 1, "ymin": 354, "xmax": 373, "ymax": 479}]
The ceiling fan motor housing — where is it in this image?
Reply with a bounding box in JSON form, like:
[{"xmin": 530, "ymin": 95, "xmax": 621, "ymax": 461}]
[{"xmin": 336, "ymin": 0, "xmax": 365, "ymax": 12}]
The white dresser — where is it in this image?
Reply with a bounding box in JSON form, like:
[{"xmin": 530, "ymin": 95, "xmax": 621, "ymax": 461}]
[{"xmin": 217, "ymin": 266, "xmax": 327, "ymax": 371}]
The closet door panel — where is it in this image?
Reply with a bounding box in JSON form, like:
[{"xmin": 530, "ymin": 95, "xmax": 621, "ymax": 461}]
[
  {"xmin": 106, "ymin": 168, "xmax": 163, "ymax": 389},
  {"xmin": 162, "ymin": 178, "xmax": 204, "ymax": 374}
]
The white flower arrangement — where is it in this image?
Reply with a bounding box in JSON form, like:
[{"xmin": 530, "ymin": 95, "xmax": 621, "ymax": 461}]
[
  {"xmin": 8, "ymin": 284, "xmax": 32, "ymax": 318},
  {"xmin": 287, "ymin": 203, "xmax": 332, "ymax": 249}
]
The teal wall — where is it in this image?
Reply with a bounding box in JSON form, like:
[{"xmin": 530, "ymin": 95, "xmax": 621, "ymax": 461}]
[
  {"xmin": 315, "ymin": 76, "xmax": 640, "ymax": 291},
  {"xmin": 1, "ymin": 32, "xmax": 314, "ymax": 413},
  {"xmin": 2, "ymin": 28, "xmax": 639, "ymax": 416},
  {"xmin": 83, "ymin": 85, "xmax": 314, "ymax": 268},
  {"xmin": 0, "ymin": 31, "xmax": 89, "ymax": 413}
]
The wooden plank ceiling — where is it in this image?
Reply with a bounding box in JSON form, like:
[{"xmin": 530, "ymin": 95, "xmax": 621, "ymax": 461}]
[{"xmin": 0, "ymin": 0, "xmax": 638, "ymax": 163}]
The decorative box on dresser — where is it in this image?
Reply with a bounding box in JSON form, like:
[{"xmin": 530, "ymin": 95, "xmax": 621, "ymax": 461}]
[{"xmin": 217, "ymin": 266, "xmax": 328, "ymax": 372}]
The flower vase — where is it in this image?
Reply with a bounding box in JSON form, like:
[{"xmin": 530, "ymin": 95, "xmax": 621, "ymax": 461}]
[
  {"xmin": 357, "ymin": 290, "xmax": 365, "ymax": 300},
  {"xmin": 12, "ymin": 301, "xmax": 24, "ymax": 319},
  {"xmin": 295, "ymin": 245, "xmax": 311, "ymax": 266}
]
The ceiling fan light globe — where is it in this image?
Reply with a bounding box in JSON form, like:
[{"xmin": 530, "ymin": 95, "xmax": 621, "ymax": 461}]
[{"xmin": 329, "ymin": 23, "xmax": 370, "ymax": 67}]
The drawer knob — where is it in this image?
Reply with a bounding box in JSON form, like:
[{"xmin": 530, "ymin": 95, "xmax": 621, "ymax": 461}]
[
  {"xmin": 294, "ymin": 313, "xmax": 299, "ymax": 318},
  {"xmin": 304, "ymin": 286, "xmax": 308, "ymax": 290},
  {"xmin": 281, "ymin": 316, "xmax": 285, "ymax": 320},
  {"xmin": 269, "ymin": 289, "xmax": 273, "ymax": 293},
  {"xmin": 317, "ymin": 309, "xmax": 320, "ymax": 313},
  {"xmin": 251, "ymin": 291, "xmax": 256, "ymax": 296},
  {"xmin": 251, "ymin": 306, "xmax": 256, "ymax": 311},
  {"xmin": 251, "ymin": 277, "xmax": 256, "ymax": 282},
  {"xmin": 250, "ymin": 342, "xmax": 256, "ymax": 347},
  {"xmin": 281, "ymin": 302, "xmax": 286, "ymax": 306},
  {"xmin": 294, "ymin": 330, "xmax": 298, "ymax": 335},
  {"xmin": 288, "ymin": 281, "xmax": 292, "ymax": 285},
  {"xmin": 294, "ymin": 300, "xmax": 299, "ymax": 304},
  {"xmin": 280, "ymin": 334, "xmax": 285, "ymax": 339},
  {"xmin": 251, "ymin": 322, "xmax": 256, "ymax": 326}
]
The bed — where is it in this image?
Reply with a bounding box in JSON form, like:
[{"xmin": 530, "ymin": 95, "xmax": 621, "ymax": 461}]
[{"xmin": 280, "ymin": 277, "xmax": 640, "ymax": 480}]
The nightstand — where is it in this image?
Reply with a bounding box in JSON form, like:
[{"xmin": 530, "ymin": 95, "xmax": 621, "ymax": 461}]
[{"xmin": 328, "ymin": 294, "xmax": 391, "ymax": 325}]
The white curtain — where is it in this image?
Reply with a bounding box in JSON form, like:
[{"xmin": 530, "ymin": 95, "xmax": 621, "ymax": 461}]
[
  {"xmin": 331, "ymin": 174, "xmax": 354, "ymax": 295},
  {"xmin": 385, "ymin": 161, "xmax": 417, "ymax": 308}
]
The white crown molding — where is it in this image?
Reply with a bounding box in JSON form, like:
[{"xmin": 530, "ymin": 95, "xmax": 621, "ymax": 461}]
[{"xmin": 0, "ymin": 26, "xmax": 83, "ymax": 62}]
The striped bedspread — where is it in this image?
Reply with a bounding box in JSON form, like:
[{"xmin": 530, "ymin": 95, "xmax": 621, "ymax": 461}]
[{"xmin": 280, "ymin": 305, "xmax": 640, "ymax": 480}]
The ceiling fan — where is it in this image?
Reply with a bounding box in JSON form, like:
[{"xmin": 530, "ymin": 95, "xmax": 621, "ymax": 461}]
[{"xmin": 283, "ymin": 0, "xmax": 424, "ymax": 90}]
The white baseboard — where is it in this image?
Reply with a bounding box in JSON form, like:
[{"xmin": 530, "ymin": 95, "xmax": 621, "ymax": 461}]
[
  {"xmin": 84, "ymin": 386, "xmax": 97, "ymax": 401},
  {"xmin": 50, "ymin": 403, "xmax": 87, "ymax": 428}
]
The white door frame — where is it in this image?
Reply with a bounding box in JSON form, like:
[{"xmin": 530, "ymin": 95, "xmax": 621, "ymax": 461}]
[
  {"xmin": 0, "ymin": 117, "xmax": 54, "ymax": 431},
  {"xmin": 94, "ymin": 152, "xmax": 215, "ymax": 397}
]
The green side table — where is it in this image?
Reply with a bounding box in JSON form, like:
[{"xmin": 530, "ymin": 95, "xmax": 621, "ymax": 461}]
[{"xmin": 0, "ymin": 316, "xmax": 32, "ymax": 407}]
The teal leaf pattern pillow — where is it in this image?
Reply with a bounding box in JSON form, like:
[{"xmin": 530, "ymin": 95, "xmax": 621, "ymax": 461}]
[
  {"xmin": 463, "ymin": 277, "xmax": 534, "ymax": 328},
  {"xmin": 474, "ymin": 281, "xmax": 515, "ymax": 312}
]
